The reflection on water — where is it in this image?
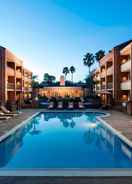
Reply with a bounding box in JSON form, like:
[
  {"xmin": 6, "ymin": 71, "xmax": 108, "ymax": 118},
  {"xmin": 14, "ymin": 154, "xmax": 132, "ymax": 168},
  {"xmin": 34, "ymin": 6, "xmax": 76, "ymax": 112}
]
[
  {"xmin": 0, "ymin": 121, "xmax": 33, "ymax": 167},
  {"xmin": 29, "ymin": 117, "xmax": 42, "ymax": 135},
  {"xmin": 0, "ymin": 112, "xmax": 132, "ymax": 168}
]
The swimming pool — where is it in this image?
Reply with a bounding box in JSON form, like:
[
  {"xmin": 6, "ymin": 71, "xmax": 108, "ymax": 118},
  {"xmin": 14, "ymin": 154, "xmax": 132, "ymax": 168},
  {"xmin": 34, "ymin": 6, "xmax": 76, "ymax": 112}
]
[{"xmin": 0, "ymin": 111, "xmax": 132, "ymax": 169}]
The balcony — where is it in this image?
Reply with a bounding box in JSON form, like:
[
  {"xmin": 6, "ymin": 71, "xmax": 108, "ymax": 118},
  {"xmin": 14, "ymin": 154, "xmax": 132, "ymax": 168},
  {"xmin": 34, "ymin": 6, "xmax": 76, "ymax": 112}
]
[
  {"xmin": 96, "ymin": 86, "xmax": 100, "ymax": 91},
  {"xmin": 101, "ymin": 72, "xmax": 105, "ymax": 78},
  {"xmin": 107, "ymin": 82, "xmax": 113, "ymax": 90},
  {"xmin": 120, "ymin": 80, "xmax": 131, "ymax": 90},
  {"xmin": 7, "ymin": 67, "xmax": 15, "ymax": 76},
  {"xmin": 107, "ymin": 66, "xmax": 113, "ymax": 76},
  {"xmin": 96, "ymin": 76, "xmax": 100, "ymax": 81},
  {"xmin": 101, "ymin": 85, "xmax": 106, "ymax": 90},
  {"xmin": 16, "ymin": 85, "xmax": 22, "ymax": 91},
  {"xmin": 7, "ymin": 83, "xmax": 15, "ymax": 90},
  {"xmin": 24, "ymin": 87, "xmax": 32, "ymax": 92},
  {"xmin": 121, "ymin": 60, "xmax": 131, "ymax": 72},
  {"xmin": 16, "ymin": 70, "xmax": 22, "ymax": 78}
]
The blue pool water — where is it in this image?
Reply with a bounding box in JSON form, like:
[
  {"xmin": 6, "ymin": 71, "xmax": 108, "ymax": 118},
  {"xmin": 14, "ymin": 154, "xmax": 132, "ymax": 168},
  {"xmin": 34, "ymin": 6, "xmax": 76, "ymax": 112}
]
[{"xmin": 0, "ymin": 112, "xmax": 132, "ymax": 169}]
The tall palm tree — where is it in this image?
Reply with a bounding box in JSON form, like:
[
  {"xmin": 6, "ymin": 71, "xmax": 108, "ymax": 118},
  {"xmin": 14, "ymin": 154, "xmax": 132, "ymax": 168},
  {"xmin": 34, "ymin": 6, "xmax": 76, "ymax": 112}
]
[
  {"xmin": 83, "ymin": 53, "xmax": 95, "ymax": 75},
  {"xmin": 62, "ymin": 67, "xmax": 69, "ymax": 80},
  {"xmin": 95, "ymin": 50, "xmax": 105, "ymax": 65},
  {"xmin": 32, "ymin": 75, "xmax": 39, "ymax": 88},
  {"xmin": 70, "ymin": 66, "xmax": 76, "ymax": 83}
]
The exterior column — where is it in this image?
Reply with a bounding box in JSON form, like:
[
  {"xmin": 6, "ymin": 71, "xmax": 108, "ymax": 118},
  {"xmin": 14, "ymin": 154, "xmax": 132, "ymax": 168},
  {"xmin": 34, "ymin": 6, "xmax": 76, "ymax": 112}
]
[
  {"xmin": 0, "ymin": 48, "xmax": 6, "ymax": 105},
  {"xmin": 113, "ymin": 48, "xmax": 120, "ymax": 104},
  {"xmin": 14, "ymin": 63, "xmax": 16, "ymax": 102},
  {"xmin": 105, "ymin": 62, "xmax": 107, "ymax": 104},
  {"xmin": 130, "ymin": 44, "xmax": 132, "ymax": 101}
]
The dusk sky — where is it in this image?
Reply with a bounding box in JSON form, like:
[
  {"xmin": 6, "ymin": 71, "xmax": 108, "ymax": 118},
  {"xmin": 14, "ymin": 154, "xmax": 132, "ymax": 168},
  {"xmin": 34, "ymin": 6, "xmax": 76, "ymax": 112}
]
[{"xmin": 0, "ymin": 0, "xmax": 132, "ymax": 81}]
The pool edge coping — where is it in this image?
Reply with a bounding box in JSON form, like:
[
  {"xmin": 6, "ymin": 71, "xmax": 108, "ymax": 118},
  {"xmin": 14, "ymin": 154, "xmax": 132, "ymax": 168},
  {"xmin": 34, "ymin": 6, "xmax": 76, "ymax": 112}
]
[
  {"xmin": 0, "ymin": 169, "xmax": 132, "ymax": 177},
  {"xmin": 97, "ymin": 113, "xmax": 132, "ymax": 148}
]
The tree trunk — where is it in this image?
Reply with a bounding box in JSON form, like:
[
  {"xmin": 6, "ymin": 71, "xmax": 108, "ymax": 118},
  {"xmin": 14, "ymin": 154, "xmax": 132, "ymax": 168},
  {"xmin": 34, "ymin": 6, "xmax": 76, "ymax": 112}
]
[
  {"xmin": 72, "ymin": 73, "xmax": 73, "ymax": 83},
  {"xmin": 89, "ymin": 67, "xmax": 91, "ymax": 75}
]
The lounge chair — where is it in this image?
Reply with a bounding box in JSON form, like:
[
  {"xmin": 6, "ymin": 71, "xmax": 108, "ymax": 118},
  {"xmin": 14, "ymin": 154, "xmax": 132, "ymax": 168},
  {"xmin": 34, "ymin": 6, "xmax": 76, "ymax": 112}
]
[
  {"xmin": 0, "ymin": 110, "xmax": 16, "ymax": 117},
  {"xmin": 78, "ymin": 102, "xmax": 84, "ymax": 109},
  {"xmin": 0, "ymin": 114, "xmax": 11, "ymax": 120},
  {"xmin": 57, "ymin": 101, "xmax": 63, "ymax": 109},
  {"xmin": 0, "ymin": 106, "xmax": 18, "ymax": 116},
  {"xmin": 68, "ymin": 102, "xmax": 74, "ymax": 109},
  {"xmin": 48, "ymin": 102, "xmax": 54, "ymax": 109}
]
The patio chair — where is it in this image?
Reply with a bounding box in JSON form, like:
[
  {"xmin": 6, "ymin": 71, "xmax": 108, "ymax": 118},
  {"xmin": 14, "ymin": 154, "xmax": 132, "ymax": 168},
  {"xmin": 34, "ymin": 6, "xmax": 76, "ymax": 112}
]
[
  {"xmin": 48, "ymin": 102, "xmax": 54, "ymax": 109},
  {"xmin": 78, "ymin": 102, "xmax": 84, "ymax": 109},
  {"xmin": 0, "ymin": 114, "xmax": 11, "ymax": 120},
  {"xmin": 57, "ymin": 101, "xmax": 63, "ymax": 109},
  {"xmin": 0, "ymin": 105, "xmax": 18, "ymax": 115},
  {"xmin": 0, "ymin": 110, "xmax": 17, "ymax": 117},
  {"xmin": 68, "ymin": 102, "xmax": 74, "ymax": 109}
]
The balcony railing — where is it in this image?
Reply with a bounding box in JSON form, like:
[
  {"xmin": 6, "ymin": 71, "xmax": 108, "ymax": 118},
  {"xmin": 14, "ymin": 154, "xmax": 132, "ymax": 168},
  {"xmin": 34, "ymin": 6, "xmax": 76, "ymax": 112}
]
[
  {"xmin": 7, "ymin": 67, "xmax": 15, "ymax": 76},
  {"xmin": 101, "ymin": 85, "xmax": 106, "ymax": 90},
  {"xmin": 120, "ymin": 80, "xmax": 131, "ymax": 90},
  {"xmin": 24, "ymin": 87, "xmax": 32, "ymax": 92},
  {"xmin": 96, "ymin": 85, "xmax": 100, "ymax": 91},
  {"xmin": 7, "ymin": 83, "xmax": 15, "ymax": 90},
  {"xmin": 94, "ymin": 76, "xmax": 100, "ymax": 81},
  {"xmin": 107, "ymin": 82, "xmax": 113, "ymax": 89},
  {"xmin": 107, "ymin": 66, "xmax": 113, "ymax": 76},
  {"xmin": 16, "ymin": 70, "xmax": 22, "ymax": 78},
  {"xmin": 121, "ymin": 60, "xmax": 131, "ymax": 72},
  {"xmin": 101, "ymin": 72, "xmax": 105, "ymax": 78},
  {"xmin": 16, "ymin": 85, "xmax": 22, "ymax": 90}
]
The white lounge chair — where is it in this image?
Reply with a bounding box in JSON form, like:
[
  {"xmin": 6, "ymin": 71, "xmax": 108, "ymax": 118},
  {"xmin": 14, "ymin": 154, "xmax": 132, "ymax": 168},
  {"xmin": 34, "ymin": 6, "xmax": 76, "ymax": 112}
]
[
  {"xmin": 0, "ymin": 114, "xmax": 11, "ymax": 120},
  {"xmin": 48, "ymin": 102, "xmax": 54, "ymax": 109},
  {"xmin": 58, "ymin": 101, "xmax": 63, "ymax": 109},
  {"xmin": 68, "ymin": 102, "xmax": 74, "ymax": 109},
  {"xmin": 78, "ymin": 102, "xmax": 84, "ymax": 109},
  {"xmin": 0, "ymin": 106, "xmax": 18, "ymax": 116}
]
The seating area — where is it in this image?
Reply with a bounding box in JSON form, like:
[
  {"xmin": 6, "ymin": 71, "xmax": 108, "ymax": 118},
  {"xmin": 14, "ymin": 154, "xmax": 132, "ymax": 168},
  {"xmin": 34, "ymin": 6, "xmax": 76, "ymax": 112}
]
[
  {"xmin": 46, "ymin": 97, "xmax": 84, "ymax": 109},
  {"xmin": 38, "ymin": 96, "xmax": 101, "ymax": 110}
]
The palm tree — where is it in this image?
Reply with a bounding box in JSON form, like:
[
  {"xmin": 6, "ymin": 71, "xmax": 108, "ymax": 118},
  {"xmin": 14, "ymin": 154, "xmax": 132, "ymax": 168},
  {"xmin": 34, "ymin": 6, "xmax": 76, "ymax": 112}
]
[
  {"xmin": 62, "ymin": 67, "xmax": 69, "ymax": 81},
  {"xmin": 95, "ymin": 50, "xmax": 105, "ymax": 65},
  {"xmin": 85, "ymin": 75, "xmax": 95, "ymax": 95},
  {"xmin": 70, "ymin": 66, "xmax": 76, "ymax": 83},
  {"xmin": 43, "ymin": 73, "xmax": 56, "ymax": 84},
  {"xmin": 32, "ymin": 75, "xmax": 39, "ymax": 88},
  {"xmin": 83, "ymin": 53, "xmax": 95, "ymax": 75}
]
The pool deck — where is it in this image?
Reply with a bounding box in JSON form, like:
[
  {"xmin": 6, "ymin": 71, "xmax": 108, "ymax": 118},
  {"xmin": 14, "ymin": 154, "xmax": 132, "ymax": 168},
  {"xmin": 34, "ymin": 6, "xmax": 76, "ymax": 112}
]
[
  {"xmin": 102, "ymin": 110, "xmax": 132, "ymax": 142},
  {"xmin": 0, "ymin": 109, "xmax": 41, "ymax": 137}
]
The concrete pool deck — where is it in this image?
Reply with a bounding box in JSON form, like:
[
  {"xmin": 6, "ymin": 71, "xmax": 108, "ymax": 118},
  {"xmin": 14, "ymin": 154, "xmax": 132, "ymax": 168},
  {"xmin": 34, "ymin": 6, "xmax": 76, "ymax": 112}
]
[{"xmin": 102, "ymin": 110, "xmax": 132, "ymax": 142}]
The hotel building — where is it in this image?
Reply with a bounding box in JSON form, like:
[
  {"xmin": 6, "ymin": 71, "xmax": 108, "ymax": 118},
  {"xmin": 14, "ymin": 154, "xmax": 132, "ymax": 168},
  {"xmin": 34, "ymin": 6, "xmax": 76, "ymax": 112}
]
[
  {"xmin": 0, "ymin": 46, "xmax": 32, "ymax": 108},
  {"xmin": 93, "ymin": 40, "xmax": 132, "ymax": 115}
]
